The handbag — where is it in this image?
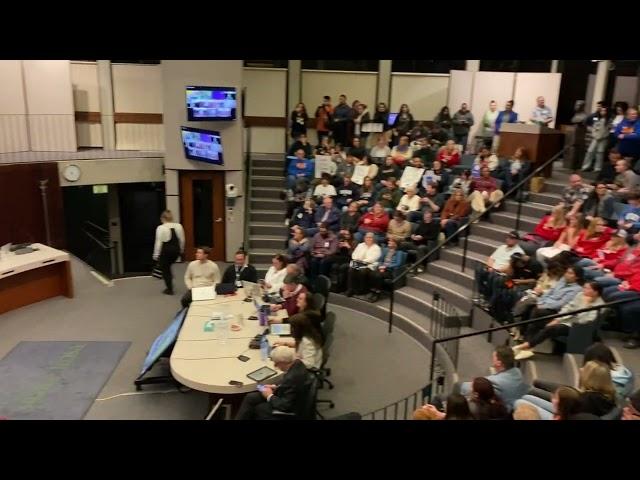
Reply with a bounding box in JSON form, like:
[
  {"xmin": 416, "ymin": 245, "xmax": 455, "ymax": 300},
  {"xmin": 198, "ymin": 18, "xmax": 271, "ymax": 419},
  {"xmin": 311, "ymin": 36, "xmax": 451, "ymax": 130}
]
[
  {"xmin": 530, "ymin": 176, "xmax": 545, "ymax": 193},
  {"xmin": 151, "ymin": 261, "xmax": 163, "ymax": 279}
]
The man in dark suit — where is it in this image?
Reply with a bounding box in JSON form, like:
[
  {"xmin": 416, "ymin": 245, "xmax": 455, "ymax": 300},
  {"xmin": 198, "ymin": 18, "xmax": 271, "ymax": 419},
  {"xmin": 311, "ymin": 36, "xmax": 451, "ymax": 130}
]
[
  {"xmin": 221, "ymin": 250, "xmax": 258, "ymax": 288},
  {"xmin": 307, "ymin": 196, "xmax": 341, "ymax": 237},
  {"xmin": 235, "ymin": 346, "xmax": 311, "ymax": 420}
]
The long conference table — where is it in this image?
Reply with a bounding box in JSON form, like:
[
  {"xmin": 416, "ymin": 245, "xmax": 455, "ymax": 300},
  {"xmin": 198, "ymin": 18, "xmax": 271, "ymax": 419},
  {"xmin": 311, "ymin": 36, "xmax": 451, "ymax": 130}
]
[
  {"xmin": 0, "ymin": 243, "xmax": 74, "ymax": 315},
  {"xmin": 170, "ymin": 289, "xmax": 288, "ymax": 416}
]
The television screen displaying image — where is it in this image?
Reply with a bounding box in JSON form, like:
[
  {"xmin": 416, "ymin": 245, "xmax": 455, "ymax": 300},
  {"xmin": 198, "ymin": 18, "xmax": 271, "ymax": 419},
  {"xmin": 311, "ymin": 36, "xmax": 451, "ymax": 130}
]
[
  {"xmin": 186, "ymin": 86, "xmax": 237, "ymax": 121},
  {"xmin": 181, "ymin": 126, "xmax": 223, "ymax": 165},
  {"xmin": 387, "ymin": 112, "xmax": 398, "ymax": 126}
]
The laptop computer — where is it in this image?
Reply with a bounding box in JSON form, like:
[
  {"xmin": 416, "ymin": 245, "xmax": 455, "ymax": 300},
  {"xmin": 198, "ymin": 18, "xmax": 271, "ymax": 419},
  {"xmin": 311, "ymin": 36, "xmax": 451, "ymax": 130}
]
[
  {"xmin": 242, "ymin": 280, "xmax": 262, "ymax": 299},
  {"xmin": 270, "ymin": 323, "xmax": 291, "ymax": 336},
  {"xmin": 191, "ymin": 286, "xmax": 217, "ymax": 301},
  {"xmin": 215, "ymin": 283, "xmax": 237, "ymax": 295}
]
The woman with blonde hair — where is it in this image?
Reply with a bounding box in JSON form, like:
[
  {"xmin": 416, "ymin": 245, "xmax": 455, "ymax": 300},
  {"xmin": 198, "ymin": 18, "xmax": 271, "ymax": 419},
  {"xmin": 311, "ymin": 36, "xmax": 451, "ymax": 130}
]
[
  {"xmin": 571, "ymin": 217, "xmax": 613, "ymax": 260},
  {"xmin": 153, "ymin": 210, "xmax": 185, "ymax": 295},
  {"xmin": 536, "ymin": 213, "xmax": 583, "ymax": 264},
  {"xmin": 578, "ymin": 360, "xmax": 617, "ymax": 417},
  {"xmin": 521, "ymin": 204, "xmax": 567, "ymax": 254}
]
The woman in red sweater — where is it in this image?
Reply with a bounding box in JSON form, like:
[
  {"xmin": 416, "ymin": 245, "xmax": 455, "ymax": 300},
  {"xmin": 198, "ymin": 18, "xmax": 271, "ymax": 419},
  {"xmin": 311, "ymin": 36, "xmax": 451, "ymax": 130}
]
[
  {"xmin": 437, "ymin": 140, "xmax": 461, "ymax": 168},
  {"xmin": 355, "ymin": 202, "xmax": 390, "ymax": 244},
  {"xmin": 574, "ymin": 230, "xmax": 628, "ymax": 279},
  {"xmin": 521, "ymin": 205, "xmax": 567, "ymax": 254},
  {"xmin": 572, "ymin": 217, "xmax": 613, "ymax": 259}
]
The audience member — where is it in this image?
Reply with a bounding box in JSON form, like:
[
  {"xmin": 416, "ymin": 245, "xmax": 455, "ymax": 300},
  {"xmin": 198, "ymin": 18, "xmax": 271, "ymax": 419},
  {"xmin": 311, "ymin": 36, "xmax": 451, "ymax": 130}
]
[
  {"xmin": 309, "ymin": 223, "xmax": 338, "ymax": 279},
  {"xmin": 346, "ymin": 232, "xmax": 382, "ymax": 296},
  {"xmin": 440, "ymin": 189, "xmax": 471, "ymax": 244},
  {"xmin": 314, "ymin": 96, "xmax": 333, "ymax": 146},
  {"xmin": 221, "ymin": 251, "xmax": 258, "ymax": 287},
  {"xmin": 437, "ymin": 140, "xmax": 461, "ymax": 168},
  {"xmin": 355, "ymin": 202, "xmax": 390, "ymax": 243},
  {"xmin": 263, "ymin": 254, "xmax": 288, "ymax": 294},
  {"xmin": 452, "ymin": 102, "xmax": 474, "ymax": 150},
  {"xmin": 468, "ymin": 166, "xmax": 504, "ymax": 215},
  {"xmin": 290, "ymin": 103, "xmax": 308, "ymax": 139}
]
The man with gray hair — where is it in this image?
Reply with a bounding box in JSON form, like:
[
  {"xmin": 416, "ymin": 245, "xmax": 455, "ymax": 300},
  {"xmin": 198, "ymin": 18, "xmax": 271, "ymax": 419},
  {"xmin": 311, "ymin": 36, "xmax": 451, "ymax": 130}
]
[{"xmin": 235, "ymin": 346, "xmax": 310, "ymax": 420}]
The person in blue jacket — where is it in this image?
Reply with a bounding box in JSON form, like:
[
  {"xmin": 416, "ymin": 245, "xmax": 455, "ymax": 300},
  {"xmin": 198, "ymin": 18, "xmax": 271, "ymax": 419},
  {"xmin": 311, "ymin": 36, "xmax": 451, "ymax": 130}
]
[
  {"xmin": 287, "ymin": 148, "xmax": 315, "ymax": 189},
  {"xmin": 618, "ymin": 192, "xmax": 640, "ymax": 234},
  {"xmin": 495, "ymin": 100, "xmax": 519, "ymax": 135},
  {"xmin": 368, "ymin": 237, "xmax": 406, "ymax": 302},
  {"xmin": 615, "ymin": 107, "xmax": 640, "ymax": 164}
]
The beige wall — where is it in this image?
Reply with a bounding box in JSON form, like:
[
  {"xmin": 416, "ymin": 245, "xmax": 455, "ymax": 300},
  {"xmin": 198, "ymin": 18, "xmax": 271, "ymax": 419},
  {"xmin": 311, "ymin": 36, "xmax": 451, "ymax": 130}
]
[
  {"xmin": 613, "ymin": 76, "xmax": 639, "ymax": 106},
  {"xmin": 243, "ymin": 67, "xmax": 287, "ymax": 153},
  {"xmin": 513, "ymin": 72, "xmax": 561, "ymax": 128},
  {"xmin": 301, "ymin": 70, "xmax": 377, "ymax": 117},
  {"xmin": 469, "ymin": 71, "xmax": 516, "ymax": 141},
  {"xmin": 447, "ymin": 70, "xmax": 474, "ymax": 114},
  {"xmin": 71, "ymin": 61, "xmax": 102, "ymax": 147},
  {"xmin": 58, "ymin": 157, "xmax": 164, "ymax": 186},
  {"xmin": 0, "ymin": 60, "xmax": 29, "ymax": 153},
  {"xmin": 162, "ymin": 60, "xmax": 245, "ymax": 261},
  {"xmin": 23, "ymin": 60, "xmax": 77, "ymax": 151},
  {"xmin": 391, "ymin": 73, "xmax": 449, "ymax": 120}
]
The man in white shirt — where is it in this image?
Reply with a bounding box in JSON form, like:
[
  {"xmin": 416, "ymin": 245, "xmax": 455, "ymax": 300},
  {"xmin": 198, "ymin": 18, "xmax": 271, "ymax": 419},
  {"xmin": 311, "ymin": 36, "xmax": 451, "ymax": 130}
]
[
  {"xmin": 530, "ymin": 96, "xmax": 553, "ymax": 126},
  {"xmin": 181, "ymin": 246, "xmax": 221, "ymax": 308},
  {"xmin": 474, "ymin": 231, "xmax": 524, "ymax": 307}
]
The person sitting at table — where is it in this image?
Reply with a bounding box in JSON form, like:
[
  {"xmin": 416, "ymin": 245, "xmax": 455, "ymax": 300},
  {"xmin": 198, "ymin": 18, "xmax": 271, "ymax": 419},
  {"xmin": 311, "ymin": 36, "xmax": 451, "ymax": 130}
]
[
  {"xmin": 181, "ymin": 246, "xmax": 221, "ymax": 308},
  {"xmin": 273, "ymin": 312, "xmax": 324, "ymax": 369},
  {"xmin": 221, "ymin": 250, "xmax": 258, "ymax": 288},
  {"xmin": 263, "ymin": 254, "xmax": 288, "ymax": 294},
  {"xmin": 235, "ymin": 346, "xmax": 309, "ymax": 420},
  {"xmin": 270, "ymin": 274, "xmax": 309, "ymax": 317}
]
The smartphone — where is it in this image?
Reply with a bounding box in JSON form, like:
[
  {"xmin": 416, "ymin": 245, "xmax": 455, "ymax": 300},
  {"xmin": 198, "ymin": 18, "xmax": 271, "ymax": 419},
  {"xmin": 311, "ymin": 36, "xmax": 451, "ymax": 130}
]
[
  {"xmin": 229, "ymin": 380, "xmax": 243, "ymax": 387},
  {"xmin": 256, "ymin": 384, "xmax": 266, "ymax": 392},
  {"xmin": 237, "ymin": 355, "xmax": 250, "ymax": 362}
]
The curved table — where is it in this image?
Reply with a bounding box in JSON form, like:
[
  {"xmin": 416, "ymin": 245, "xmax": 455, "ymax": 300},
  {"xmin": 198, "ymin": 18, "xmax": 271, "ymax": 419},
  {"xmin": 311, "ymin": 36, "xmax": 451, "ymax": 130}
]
[{"xmin": 170, "ymin": 291, "xmax": 287, "ymax": 399}]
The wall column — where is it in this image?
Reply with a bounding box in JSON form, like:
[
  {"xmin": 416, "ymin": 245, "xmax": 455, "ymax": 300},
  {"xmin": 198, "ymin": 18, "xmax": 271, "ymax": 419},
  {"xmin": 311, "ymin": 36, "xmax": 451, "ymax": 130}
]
[
  {"xmin": 465, "ymin": 60, "xmax": 480, "ymax": 72},
  {"xmin": 97, "ymin": 60, "xmax": 116, "ymax": 150},
  {"xmin": 551, "ymin": 60, "xmax": 559, "ymax": 73},
  {"xmin": 377, "ymin": 60, "xmax": 392, "ymax": 107},
  {"xmin": 592, "ymin": 60, "xmax": 611, "ymax": 112},
  {"xmin": 287, "ymin": 60, "xmax": 301, "ymax": 147}
]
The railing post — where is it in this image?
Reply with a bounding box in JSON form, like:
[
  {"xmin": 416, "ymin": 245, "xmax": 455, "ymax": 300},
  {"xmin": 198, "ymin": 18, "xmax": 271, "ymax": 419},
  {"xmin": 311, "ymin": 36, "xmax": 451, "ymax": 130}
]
[
  {"xmin": 427, "ymin": 341, "xmax": 437, "ymax": 403},
  {"xmin": 515, "ymin": 183, "xmax": 523, "ymax": 233},
  {"xmin": 461, "ymin": 222, "xmax": 470, "ymax": 272},
  {"xmin": 388, "ymin": 285, "xmax": 395, "ymax": 333}
]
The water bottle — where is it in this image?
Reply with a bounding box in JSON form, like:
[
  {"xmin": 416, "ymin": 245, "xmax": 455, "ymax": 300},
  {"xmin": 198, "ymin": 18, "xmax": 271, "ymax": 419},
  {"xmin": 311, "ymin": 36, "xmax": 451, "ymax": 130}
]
[
  {"xmin": 260, "ymin": 335, "xmax": 270, "ymax": 362},
  {"xmin": 217, "ymin": 314, "xmax": 230, "ymax": 344}
]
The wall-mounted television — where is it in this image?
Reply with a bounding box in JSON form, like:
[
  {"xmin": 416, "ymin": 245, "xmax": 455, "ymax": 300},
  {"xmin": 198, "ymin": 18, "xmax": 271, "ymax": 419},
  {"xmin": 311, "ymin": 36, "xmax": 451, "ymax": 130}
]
[
  {"xmin": 186, "ymin": 86, "xmax": 237, "ymax": 121},
  {"xmin": 181, "ymin": 126, "xmax": 223, "ymax": 165}
]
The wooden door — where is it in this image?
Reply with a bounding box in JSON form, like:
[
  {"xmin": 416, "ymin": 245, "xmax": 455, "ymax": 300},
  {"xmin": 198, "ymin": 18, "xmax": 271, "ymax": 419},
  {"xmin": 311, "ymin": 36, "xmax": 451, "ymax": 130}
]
[{"xmin": 179, "ymin": 171, "xmax": 226, "ymax": 261}]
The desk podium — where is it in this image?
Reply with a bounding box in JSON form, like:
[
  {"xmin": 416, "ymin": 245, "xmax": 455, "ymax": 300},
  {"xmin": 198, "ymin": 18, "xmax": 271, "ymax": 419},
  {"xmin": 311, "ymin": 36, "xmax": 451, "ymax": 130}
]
[{"xmin": 498, "ymin": 124, "xmax": 565, "ymax": 177}]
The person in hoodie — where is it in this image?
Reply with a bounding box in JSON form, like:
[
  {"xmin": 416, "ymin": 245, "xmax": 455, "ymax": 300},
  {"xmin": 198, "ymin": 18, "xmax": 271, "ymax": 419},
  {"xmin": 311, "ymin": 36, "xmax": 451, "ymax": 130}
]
[
  {"xmin": 614, "ymin": 106, "xmax": 640, "ymax": 164},
  {"xmin": 617, "ymin": 192, "xmax": 640, "ymax": 235},
  {"xmin": 334, "ymin": 175, "xmax": 360, "ymax": 211},
  {"xmin": 513, "ymin": 281, "xmax": 605, "ymax": 360},
  {"xmin": 308, "ymin": 223, "xmax": 338, "ymax": 280},
  {"xmin": 286, "ymin": 148, "xmax": 314, "ymax": 189},
  {"xmin": 452, "ymin": 102, "xmax": 474, "ymax": 151},
  {"xmin": 353, "ymin": 103, "xmax": 371, "ymax": 145},
  {"xmin": 574, "ymin": 230, "xmax": 629, "ymax": 280}
]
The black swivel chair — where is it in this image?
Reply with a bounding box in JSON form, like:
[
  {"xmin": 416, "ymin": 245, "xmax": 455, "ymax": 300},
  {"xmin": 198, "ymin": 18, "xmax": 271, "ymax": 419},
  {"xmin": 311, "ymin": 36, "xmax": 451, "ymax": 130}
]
[
  {"xmin": 313, "ymin": 312, "xmax": 336, "ymax": 417},
  {"xmin": 314, "ymin": 275, "xmax": 331, "ymax": 318}
]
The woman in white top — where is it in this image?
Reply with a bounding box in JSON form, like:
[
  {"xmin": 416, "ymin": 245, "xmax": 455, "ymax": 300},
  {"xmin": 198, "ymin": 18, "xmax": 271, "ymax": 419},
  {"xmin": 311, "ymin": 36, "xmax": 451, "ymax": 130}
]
[
  {"xmin": 356, "ymin": 156, "xmax": 379, "ymax": 181},
  {"xmin": 273, "ymin": 312, "xmax": 323, "ymax": 369},
  {"xmin": 369, "ymin": 137, "xmax": 391, "ymax": 164},
  {"xmin": 346, "ymin": 232, "xmax": 382, "ymax": 296},
  {"xmin": 396, "ymin": 186, "xmax": 421, "ymax": 221},
  {"xmin": 263, "ymin": 254, "xmax": 288, "ymax": 294},
  {"xmin": 152, "ymin": 210, "xmax": 185, "ymax": 295}
]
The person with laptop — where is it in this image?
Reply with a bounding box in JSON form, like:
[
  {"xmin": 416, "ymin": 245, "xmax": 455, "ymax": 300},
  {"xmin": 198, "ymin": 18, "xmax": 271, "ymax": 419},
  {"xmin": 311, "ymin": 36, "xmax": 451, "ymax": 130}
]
[
  {"xmin": 222, "ymin": 250, "xmax": 258, "ymax": 288},
  {"xmin": 270, "ymin": 274, "xmax": 309, "ymax": 317},
  {"xmin": 180, "ymin": 246, "xmax": 221, "ymax": 308}
]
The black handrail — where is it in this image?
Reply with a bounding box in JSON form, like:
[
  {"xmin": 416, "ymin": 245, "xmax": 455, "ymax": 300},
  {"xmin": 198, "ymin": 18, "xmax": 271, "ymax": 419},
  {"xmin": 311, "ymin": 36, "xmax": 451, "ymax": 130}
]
[
  {"xmin": 242, "ymin": 126, "xmax": 253, "ymax": 251},
  {"xmin": 385, "ymin": 144, "xmax": 571, "ymax": 333},
  {"xmin": 426, "ymin": 296, "xmax": 640, "ymax": 402}
]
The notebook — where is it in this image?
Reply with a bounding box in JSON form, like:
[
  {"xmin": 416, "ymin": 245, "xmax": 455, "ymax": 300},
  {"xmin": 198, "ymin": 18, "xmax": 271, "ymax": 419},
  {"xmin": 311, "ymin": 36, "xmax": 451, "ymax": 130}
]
[{"xmin": 191, "ymin": 286, "xmax": 217, "ymax": 301}]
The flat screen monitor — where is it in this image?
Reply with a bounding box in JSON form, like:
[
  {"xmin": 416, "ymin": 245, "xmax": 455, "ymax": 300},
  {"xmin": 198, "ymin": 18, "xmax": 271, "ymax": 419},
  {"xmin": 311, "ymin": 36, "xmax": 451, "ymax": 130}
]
[
  {"xmin": 181, "ymin": 126, "xmax": 223, "ymax": 165},
  {"xmin": 387, "ymin": 112, "xmax": 398, "ymax": 126},
  {"xmin": 138, "ymin": 308, "xmax": 188, "ymax": 378},
  {"xmin": 186, "ymin": 86, "xmax": 237, "ymax": 121}
]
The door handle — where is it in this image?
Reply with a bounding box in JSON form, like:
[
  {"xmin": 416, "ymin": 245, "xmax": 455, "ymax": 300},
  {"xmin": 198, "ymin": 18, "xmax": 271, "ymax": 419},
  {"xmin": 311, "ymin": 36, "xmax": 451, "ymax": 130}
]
[{"xmin": 215, "ymin": 218, "xmax": 223, "ymax": 223}]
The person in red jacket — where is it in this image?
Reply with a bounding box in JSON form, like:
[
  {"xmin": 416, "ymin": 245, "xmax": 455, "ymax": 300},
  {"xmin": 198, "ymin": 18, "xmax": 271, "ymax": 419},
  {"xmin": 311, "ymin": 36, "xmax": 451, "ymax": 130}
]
[
  {"xmin": 572, "ymin": 217, "xmax": 613, "ymax": 259},
  {"xmin": 603, "ymin": 266, "xmax": 640, "ymax": 349},
  {"xmin": 520, "ymin": 205, "xmax": 568, "ymax": 255},
  {"xmin": 574, "ymin": 230, "xmax": 629, "ymax": 280},
  {"xmin": 355, "ymin": 202, "xmax": 389, "ymax": 244},
  {"xmin": 593, "ymin": 238, "xmax": 640, "ymax": 288},
  {"xmin": 437, "ymin": 140, "xmax": 461, "ymax": 168}
]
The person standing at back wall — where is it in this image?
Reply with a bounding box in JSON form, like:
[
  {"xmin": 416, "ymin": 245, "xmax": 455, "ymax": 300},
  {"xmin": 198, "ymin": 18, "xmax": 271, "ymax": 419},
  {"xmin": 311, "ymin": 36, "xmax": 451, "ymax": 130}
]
[{"xmin": 153, "ymin": 210, "xmax": 185, "ymax": 296}]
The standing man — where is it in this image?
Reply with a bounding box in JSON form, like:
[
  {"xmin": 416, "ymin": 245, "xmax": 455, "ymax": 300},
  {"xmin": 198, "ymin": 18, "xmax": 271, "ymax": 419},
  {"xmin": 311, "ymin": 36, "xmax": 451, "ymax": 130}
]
[
  {"xmin": 153, "ymin": 210, "xmax": 185, "ymax": 296},
  {"xmin": 314, "ymin": 96, "xmax": 333, "ymax": 147},
  {"xmin": 530, "ymin": 96, "xmax": 553, "ymax": 126},
  {"xmin": 493, "ymin": 100, "xmax": 519, "ymax": 152},
  {"xmin": 481, "ymin": 100, "xmax": 499, "ymax": 150},
  {"xmin": 221, "ymin": 250, "xmax": 258, "ymax": 288},
  {"xmin": 615, "ymin": 107, "xmax": 640, "ymax": 166},
  {"xmin": 181, "ymin": 246, "xmax": 221, "ymax": 308},
  {"xmin": 452, "ymin": 102, "xmax": 474, "ymax": 152},
  {"xmin": 332, "ymin": 94, "xmax": 353, "ymax": 147}
]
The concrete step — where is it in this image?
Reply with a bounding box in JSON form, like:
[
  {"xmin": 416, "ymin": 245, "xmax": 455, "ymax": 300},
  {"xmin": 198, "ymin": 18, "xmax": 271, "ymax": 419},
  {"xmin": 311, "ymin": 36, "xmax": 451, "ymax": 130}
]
[
  {"xmin": 249, "ymin": 248, "xmax": 287, "ymax": 265},
  {"xmin": 427, "ymin": 260, "xmax": 475, "ymax": 291},
  {"xmin": 252, "ymin": 158, "xmax": 284, "ymax": 169},
  {"xmin": 395, "ymin": 286, "xmax": 470, "ymax": 331},
  {"xmin": 541, "ymin": 179, "xmax": 565, "ymax": 195},
  {"xmin": 503, "ymin": 200, "xmax": 552, "ymax": 219},
  {"xmin": 439, "ymin": 247, "xmax": 486, "ymax": 271},
  {"xmin": 252, "ymin": 176, "xmax": 285, "ymax": 189},
  {"xmin": 249, "ymin": 222, "xmax": 289, "ymax": 236},
  {"xmin": 249, "ymin": 235, "xmax": 286, "ymax": 250},
  {"xmin": 471, "ymin": 222, "xmax": 517, "ymax": 243},
  {"xmin": 252, "ymin": 187, "xmax": 283, "ymax": 200},
  {"xmin": 464, "ymin": 236, "xmax": 503, "ymax": 257},
  {"xmin": 406, "ymin": 274, "xmax": 473, "ymax": 315},
  {"xmin": 251, "ymin": 166, "xmax": 283, "ymax": 177},
  {"xmin": 250, "ymin": 210, "xmax": 286, "ymax": 223},
  {"xmin": 491, "ymin": 211, "xmax": 539, "ymax": 232},
  {"xmin": 250, "ymin": 198, "xmax": 286, "ymax": 211},
  {"xmin": 529, "ymin": 192, "xmax": 561, "ymax": 206}
]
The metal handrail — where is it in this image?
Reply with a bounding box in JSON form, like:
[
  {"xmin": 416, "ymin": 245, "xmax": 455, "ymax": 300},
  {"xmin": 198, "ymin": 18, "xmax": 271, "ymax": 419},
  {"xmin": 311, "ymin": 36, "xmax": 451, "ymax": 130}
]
[
  {"xmin": 386, "ymin": 145, "xmax": 571, "ymax": 333},
  {"xmin": 426, "ymin": 296, "xmax": 640, "ymax": 402},
  {"xmin": 242, "ymin": 126, "xmax": 253, "ymax": 251}
]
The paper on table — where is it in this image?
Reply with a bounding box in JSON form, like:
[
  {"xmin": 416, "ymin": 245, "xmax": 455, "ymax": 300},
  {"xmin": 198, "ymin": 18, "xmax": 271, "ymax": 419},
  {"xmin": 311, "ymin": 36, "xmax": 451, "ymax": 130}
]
[{"xmin": 192, "ymin": 286, "xmax": 217, "ymax": 301}]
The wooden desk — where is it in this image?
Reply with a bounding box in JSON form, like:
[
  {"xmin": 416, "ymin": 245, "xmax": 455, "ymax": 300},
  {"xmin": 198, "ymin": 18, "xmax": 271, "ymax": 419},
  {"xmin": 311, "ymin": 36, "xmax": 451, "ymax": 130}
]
[
  {"xmin": 498, "ymin": 124, "xmax": 565, "ymax": 177},
  {"xmin": 0, "ymin": 244, "xmax": 73, "ymax": 315}
]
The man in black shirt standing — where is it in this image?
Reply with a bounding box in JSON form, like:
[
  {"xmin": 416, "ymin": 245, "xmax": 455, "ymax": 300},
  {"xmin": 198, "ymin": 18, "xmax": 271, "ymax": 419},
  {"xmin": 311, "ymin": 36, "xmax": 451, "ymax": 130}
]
[{"xmin": 332, "ymin": 94, "xmax": 353, "ymax": 146}]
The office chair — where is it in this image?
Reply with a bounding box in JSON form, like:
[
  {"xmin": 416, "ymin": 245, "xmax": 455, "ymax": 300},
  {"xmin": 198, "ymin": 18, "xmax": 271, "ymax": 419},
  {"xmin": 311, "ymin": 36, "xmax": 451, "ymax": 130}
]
[
  {"xmin": 315, "ymin": 310, "xmax": 336, "ymax": 393},
  {"xmin": 314, "ymin": 275, "xmax": 331, "ymax": 318},
  {"xmin": 311, "ymin": 292, "xmax": 326, "ymax": 321}
]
